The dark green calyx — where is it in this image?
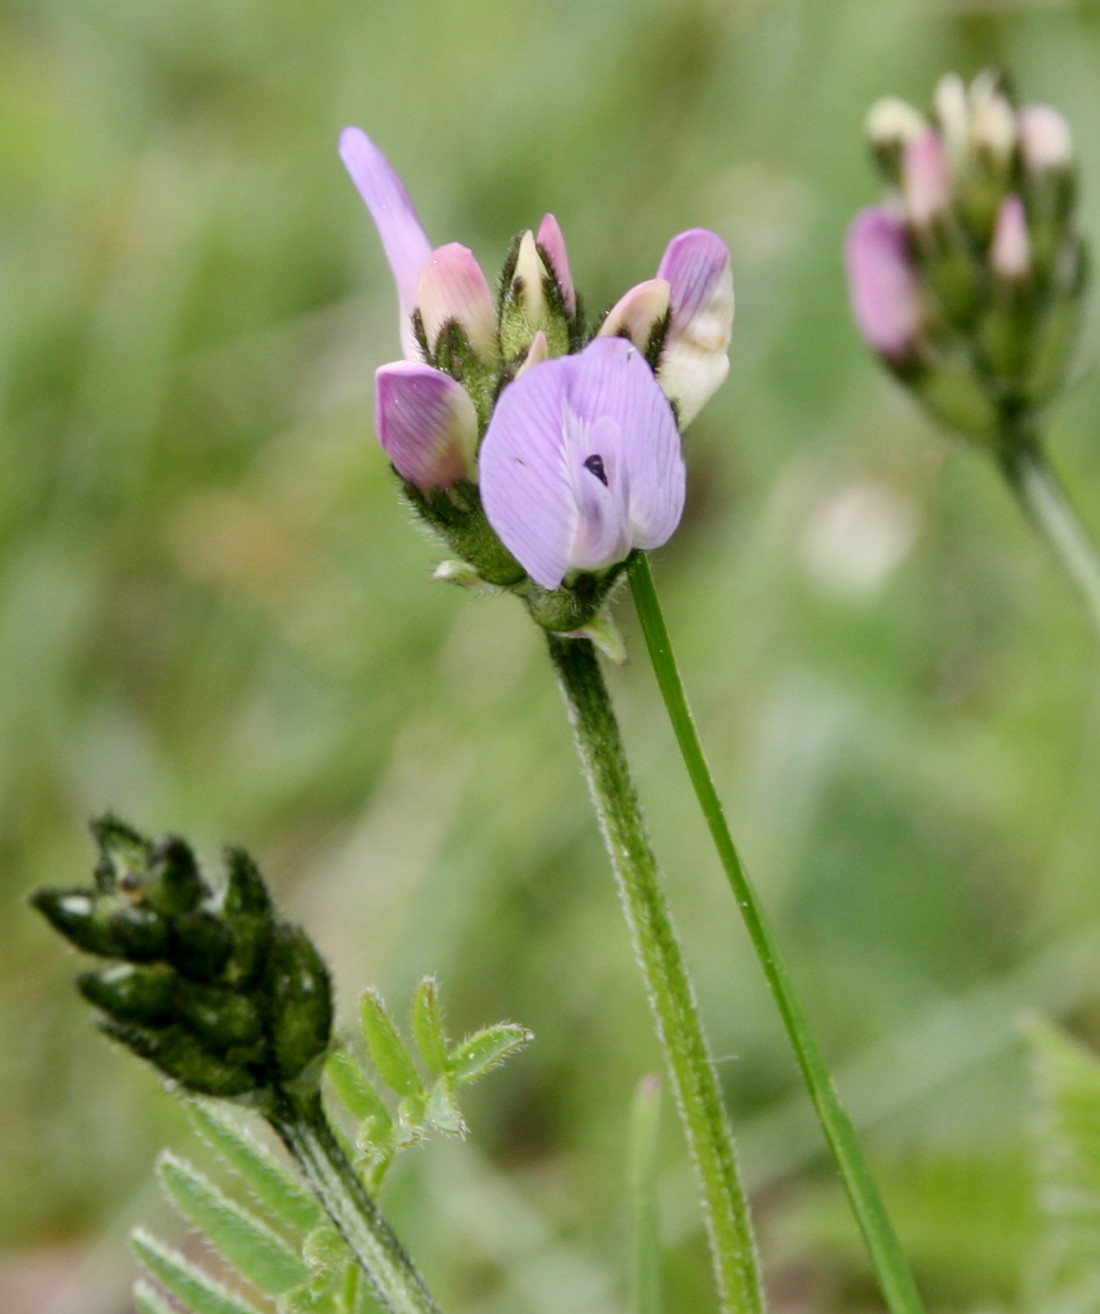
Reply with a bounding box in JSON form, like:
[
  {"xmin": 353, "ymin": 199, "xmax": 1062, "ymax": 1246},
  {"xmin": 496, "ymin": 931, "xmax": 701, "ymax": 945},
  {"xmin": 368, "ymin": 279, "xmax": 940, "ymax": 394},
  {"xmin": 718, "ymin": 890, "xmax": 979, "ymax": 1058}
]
[
  {"xmin": 402, "ymin": 480, "xmax": 525, "ymax": 587},
  {"xmin": 32, "ymin": 818, "xmax": 333, "ymax": 1102}
]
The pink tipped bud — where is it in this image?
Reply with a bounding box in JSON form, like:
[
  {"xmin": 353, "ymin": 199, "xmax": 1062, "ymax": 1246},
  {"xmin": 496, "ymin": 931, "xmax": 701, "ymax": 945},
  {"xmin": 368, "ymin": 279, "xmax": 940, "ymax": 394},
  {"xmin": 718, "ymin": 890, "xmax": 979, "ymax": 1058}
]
[
  {"xmin": 903, "ymin": 132, "xmax": 952, "ymax": 229},
  {"xmin": 375, "ymin": 362, "xmax": 479, "ymax": 490},
  {"xmin": 990, "ymin": 195, "xmax": 1031, "ymax": 282},
  {"xmin": 536, "ymin": 214, "xmax": 576, "ymax": 316},
  {"xmin": 1018, "ymin": 105, "xmax": 1074, "ymax": 175},
  {"xmin": 845, "ymin": 208, "xmax": 922, "ymax": 362},
  {"xmin": 597, "ymin": 278, "xmax": 671, "ymax": 350},
  {"xmin": 417, "ymin": 244, "xmax": 498, "ymax": 363}
]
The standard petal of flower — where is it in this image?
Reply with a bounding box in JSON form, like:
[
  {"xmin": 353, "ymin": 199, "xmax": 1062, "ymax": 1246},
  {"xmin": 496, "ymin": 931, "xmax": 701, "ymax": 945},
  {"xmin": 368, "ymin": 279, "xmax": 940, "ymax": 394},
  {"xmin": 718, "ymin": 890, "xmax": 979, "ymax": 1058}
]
[
  {"xmin": 375, "ymin": 362, "xmax": 479, "ymax": 490},
  {"xmin": 417, "ymin": 244, "xmax": 498, "ymax": 362},
  {"xmin": 537, "ymin": 214, "xmax": 577, "ymax": 316},
  {"xmin": 479, "ymin": 360, "xmax": 578, "ymax": 589},
  {"xmin": 565, "ymin": 338, "xmax": 684, "ymax": 552},
  {"xmin": 339, "ymin": 128, "xmax": 433, "ymax": 359},
  {"xmin": 597, "ymin": 279, "xmax": 671, "ymax": 351},
  {"xmin": 845, "ymin": 207, "xmax": 922, "ymax": 362},
  {"xmin": 656, "ymin": 229, "xmax": 734, "ymax": 427}
]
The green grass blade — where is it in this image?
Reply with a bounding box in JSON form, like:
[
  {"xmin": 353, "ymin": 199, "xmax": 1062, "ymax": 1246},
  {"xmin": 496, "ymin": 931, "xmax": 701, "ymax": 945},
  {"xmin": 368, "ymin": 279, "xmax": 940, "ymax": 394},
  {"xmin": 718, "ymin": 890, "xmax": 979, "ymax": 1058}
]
[
  {"xmin": 159, "ymin": 1151, "xmax": 310, "ymax": 1295},
  {"xmin": 191, "ymin": 1101, "xmax": 323, "ymax": 1232},
  {"xmin": 132, "ymin": 1227, "xmax": 264, "ymax": 1314}
]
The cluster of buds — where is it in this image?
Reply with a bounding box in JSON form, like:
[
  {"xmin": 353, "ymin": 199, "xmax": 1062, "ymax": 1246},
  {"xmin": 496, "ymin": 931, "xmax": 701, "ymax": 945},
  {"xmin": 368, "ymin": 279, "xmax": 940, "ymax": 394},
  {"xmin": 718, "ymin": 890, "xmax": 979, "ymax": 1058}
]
[
  {"xmin": 846, "ymin": 71, "xmax": 1084, "ymax": 442},
  {"xmin": 340, "ymin": 130, "xmax": 733, "ymax": 633},
  {"xmin": 32, "ymin": 818, "xmax": 332, "ymax": 1102}
]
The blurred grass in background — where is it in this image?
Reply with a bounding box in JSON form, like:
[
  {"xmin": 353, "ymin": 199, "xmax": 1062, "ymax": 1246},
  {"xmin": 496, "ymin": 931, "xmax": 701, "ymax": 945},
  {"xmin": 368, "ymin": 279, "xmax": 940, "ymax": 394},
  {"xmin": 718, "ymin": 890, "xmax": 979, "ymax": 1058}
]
[{"xmin": 5, "ymin": 0, "xmax": 1100, "ymax": 1309}]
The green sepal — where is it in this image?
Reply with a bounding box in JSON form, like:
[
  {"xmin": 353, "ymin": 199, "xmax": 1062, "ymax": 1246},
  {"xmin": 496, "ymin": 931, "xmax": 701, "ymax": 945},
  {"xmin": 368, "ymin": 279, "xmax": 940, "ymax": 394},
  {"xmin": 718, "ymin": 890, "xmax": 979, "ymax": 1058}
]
[
  {"xmin": 175, "ymin": 980, "xmax": 266, "ymax": 1051},
  {"xmin": 401, "ymin": 481, "xmax": 525, "ymax": 588},
  {"xmin": 411, "ymin": 976, "xmax": 449, "ymax": 1075},
  {"xmin": 168, "ymin": 910, "xmax": 234, "ymax": 982},
  {"xmin": 146, "ymin": 836, "xmax": 205, "ymax": 915},
  {"xmin": 518, "ymin": 560, "xmax": 626, "ymax": 633},
  {"xmin": 31, "ymin": 889, "xmax": 170, "ymax": 961},
  {"xmin": 224, "ymin": 845, "xmax": 274, "ymax": 918},
  {"xmin": 448, "ymin": 1022, "xmax": 534, "ymax": 1085},
  {"xmin": 267, "ymin": 927, "xmax": 333, "ymax": 1085},
  {"xmin": 103, "ymin": 1020, "xmax": 258, "ymax": 1098},
  {"xmin": 78, "ymin": 963, "xmax": 176, "ymax": 1028},
  {"xmin": 90, "ymin": 814, "xmax": 153, "ymax": 892},
  {"xmin": 359, "ymin": 988, "xmax": 422, "ymax": 1098}
]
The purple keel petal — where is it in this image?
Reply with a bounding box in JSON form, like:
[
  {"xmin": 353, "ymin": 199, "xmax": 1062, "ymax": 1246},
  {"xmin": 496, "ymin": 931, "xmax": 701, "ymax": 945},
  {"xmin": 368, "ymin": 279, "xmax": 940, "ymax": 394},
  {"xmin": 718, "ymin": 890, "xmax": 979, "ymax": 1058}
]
[
  {"xmin": 375, "ymin": 362, "xmax": 478, "ymax": 490},
  {"xmin": 340, "ymin": 128, "xmax": 433, "ymax": 360},
  {"xmin": 656, "ymin": 229, "xmax": 734, "ymax": 426},
  {"xmin": 480, "ymin": 337, "xmax": 684, "ymax": 589}
]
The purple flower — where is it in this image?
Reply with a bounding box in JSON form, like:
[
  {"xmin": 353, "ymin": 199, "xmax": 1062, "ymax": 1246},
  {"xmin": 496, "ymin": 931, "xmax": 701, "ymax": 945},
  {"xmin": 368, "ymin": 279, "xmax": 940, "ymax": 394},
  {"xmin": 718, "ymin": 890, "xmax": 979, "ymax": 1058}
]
[
  {"xmin": 845, "ymin": 208, "xmax": 922, "ymax": 363},
  {"xmin": 375, "ymin": 362, "xmax": 479, "ymax": 490},
  {"xmin": 599, "ymin": 229, "xmax": 733, "ymax": 428},
  {"xmin": 480, "ymin": 337, "xmax": 685, "ymax": 589}
]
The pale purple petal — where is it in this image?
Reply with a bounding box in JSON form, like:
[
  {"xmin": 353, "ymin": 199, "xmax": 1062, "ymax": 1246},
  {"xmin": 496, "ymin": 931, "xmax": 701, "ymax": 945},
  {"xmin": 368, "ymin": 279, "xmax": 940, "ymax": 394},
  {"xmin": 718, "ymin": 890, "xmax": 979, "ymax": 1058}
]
[
  {"xmin": 845, "ymin": 208, "xmax": 922, "ymax": 362},
  {"xmin": 340, "ymin": 128, "xmax": 433, "ymax": 359},
  {"xmin": 1019, "ymin": 105, "xmax": 1073, "ymax": 174},
  {"xmin": 564, "ymin": 338, "xmax": 684, "ymax": 551},
  {"xmin": 537, "ymin": 214, "xmax": 576, "ymax": 316},
  {"xmin": 375, "ymin": 362, "xmax": 478, "ymax": 490},
  {"xmin": 479, "ymin": 361, "xmax": 577, "ymax": 589},
  {"xmin": 417, "ymin": 244, "xmax": 498, "ymax": 362},
  {"xmin": 480, "ymin": 337, "xmax": 684, "ymax": 589},
  {"xmin": 656, "ymin": 229, "xmax": 734, "ymax": 426}
]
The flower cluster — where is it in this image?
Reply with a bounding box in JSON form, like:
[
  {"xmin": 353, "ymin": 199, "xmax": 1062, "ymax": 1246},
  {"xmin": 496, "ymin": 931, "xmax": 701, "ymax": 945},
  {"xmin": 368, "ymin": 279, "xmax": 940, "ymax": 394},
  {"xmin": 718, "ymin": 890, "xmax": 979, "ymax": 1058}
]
[
  {"xmin": 340, "ymin": 129, "xmax": 733, "ymax": 630},
  {"xmin": 32, "ymin": 817, "xmax": 333, "ymax": 1101},
  {"xmin": 846, "ymin": 72, "xmax": 1084, "ymax": 441}
]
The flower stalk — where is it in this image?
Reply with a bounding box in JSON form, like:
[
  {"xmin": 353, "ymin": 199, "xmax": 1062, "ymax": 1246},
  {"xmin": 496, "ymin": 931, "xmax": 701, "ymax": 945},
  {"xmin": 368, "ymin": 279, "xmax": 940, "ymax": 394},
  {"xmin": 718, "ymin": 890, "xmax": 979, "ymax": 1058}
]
[
  {"xmin": 546, "ymin": 633, "xmax": 763, "ymax": 1314},
  {"xmin": 268, "ymin": 1088, "xmax": 444, "ymax": 1314},
  {"xmin": 994, "ymin": 423, "xmax": 1100, "ymax": 642},
  {"xmin": 627, "ymin": 552, "xmax": 926, "ymax": 1314}
]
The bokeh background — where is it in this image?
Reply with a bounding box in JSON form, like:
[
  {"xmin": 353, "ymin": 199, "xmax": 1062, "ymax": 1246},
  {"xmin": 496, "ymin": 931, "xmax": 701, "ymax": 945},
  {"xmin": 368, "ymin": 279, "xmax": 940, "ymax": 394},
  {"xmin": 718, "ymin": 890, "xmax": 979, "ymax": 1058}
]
[{"xmin": 5, "ymin": 0, "xmax": 1100, "ymax": 1310}]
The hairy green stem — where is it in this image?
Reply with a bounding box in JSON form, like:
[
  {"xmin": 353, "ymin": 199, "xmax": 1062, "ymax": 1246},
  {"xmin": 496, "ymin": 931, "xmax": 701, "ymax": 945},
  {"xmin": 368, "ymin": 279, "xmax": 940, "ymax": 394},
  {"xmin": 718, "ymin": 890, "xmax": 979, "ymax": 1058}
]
[
  {"xmin": 995, "ymin": 427, "xmax": 1100, "ymax": 641},
  {"xmin": 269, "ymin": 1089, "xmax": 444, "ymax": 1314},
  {"xmin": 547, "ymin": 633, "xmax": 764, "ymax": 1314},
  {"xmin": 628, "ymin": 552, "xmax": 925, "ymax": 1314}
]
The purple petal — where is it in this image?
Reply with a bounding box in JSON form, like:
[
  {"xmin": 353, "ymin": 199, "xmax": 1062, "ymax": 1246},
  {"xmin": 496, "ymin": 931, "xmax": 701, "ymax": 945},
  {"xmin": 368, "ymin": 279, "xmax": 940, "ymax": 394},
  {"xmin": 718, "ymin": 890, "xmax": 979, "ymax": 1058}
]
[
  {"xmin": 480, "ymin": 337, "xmax": 684, "ymax": 589},
  {"xmin": 537, "ymin": 214, "xmax": 576, "ymax": 316},
  {"xmin": 375, "ymin": 362, "xmax": 478, "ymax": 490},
  {"xmin": 417, "ymin": 243, "xmax": 498, "ymax": 362},
  {"xmin": 655, "ymin": 229, "xmax": 734, "ymax": 426},
  {"xmin": 340, "ymin": 128, "xmax": 433, "ymax": 359},
  {"xmin": 845, "ymin": 207, "xmax": 922, "ymax": 361},
  {"xmin": 990, "ymin": 195, "xmax": 1030, "ymax": 281}
]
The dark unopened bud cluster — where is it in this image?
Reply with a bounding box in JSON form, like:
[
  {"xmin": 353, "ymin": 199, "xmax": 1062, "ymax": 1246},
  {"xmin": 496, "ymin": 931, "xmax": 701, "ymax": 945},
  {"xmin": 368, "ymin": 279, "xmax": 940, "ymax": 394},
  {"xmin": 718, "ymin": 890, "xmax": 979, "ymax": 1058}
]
[
  {"xmin": 33, "ymin": 817, "xmax": 332, "ymax": 1101},
  {"xmin": 847, "ymin": 71, "xmax": 1085, "ymax": 441}
]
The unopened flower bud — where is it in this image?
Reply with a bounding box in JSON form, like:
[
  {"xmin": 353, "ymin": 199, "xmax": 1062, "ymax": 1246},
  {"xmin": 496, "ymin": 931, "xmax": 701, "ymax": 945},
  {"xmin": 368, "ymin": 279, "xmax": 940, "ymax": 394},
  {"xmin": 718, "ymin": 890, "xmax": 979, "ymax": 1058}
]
[
  {"xmin": 375, "ymin": 362, "xmax": 479, "ymax": 491},
  {"xmin": 417, "ymin": 244, "xmax": 498, "ymax": 365},
  {"xmin": 1019, "ymin": 105, "xmax": 1074, "ymax": 175},
  {"xmin": 845, "ymin": 208, "xmax": 922, "ymax": 364},
  {"xmin": 536, "ymin": 214, "xmax": 577, "ymax": 318},
  {"xmin": 934, "ymin": 73, "xmax": 970, "ymax": 164},
  {"xmin": 903, "ymin": 132, "xmax": 952, "ymax": 231},
  {"xmin": 990, "ymin": 195, "xmax": 1031, "ymax": 283},
  {"xmin": 866, "ymin": 97, "xmax": 928, "ymax": 183},
  {"xmin": 969, "ymin": 91, "xmax": 1017, "ymax": 170}
]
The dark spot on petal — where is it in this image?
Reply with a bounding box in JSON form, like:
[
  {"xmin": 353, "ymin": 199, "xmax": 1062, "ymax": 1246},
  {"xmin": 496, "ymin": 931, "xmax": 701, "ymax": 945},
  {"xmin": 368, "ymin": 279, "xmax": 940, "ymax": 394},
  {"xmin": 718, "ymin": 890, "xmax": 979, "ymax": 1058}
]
[{"xmin": 583, "ymin": 454, "xmax": 608, "ymax": 486}]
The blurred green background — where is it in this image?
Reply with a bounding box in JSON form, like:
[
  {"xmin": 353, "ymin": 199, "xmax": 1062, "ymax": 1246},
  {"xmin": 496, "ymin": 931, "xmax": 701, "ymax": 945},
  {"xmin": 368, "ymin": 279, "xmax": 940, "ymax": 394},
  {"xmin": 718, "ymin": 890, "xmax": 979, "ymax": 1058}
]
[{"xmin": 5, "ymin": 0, "xmax": 1100, "ymax": 1309}]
